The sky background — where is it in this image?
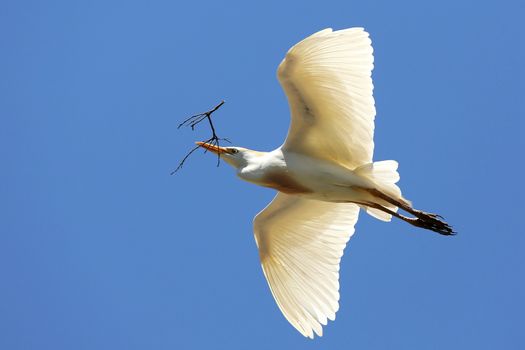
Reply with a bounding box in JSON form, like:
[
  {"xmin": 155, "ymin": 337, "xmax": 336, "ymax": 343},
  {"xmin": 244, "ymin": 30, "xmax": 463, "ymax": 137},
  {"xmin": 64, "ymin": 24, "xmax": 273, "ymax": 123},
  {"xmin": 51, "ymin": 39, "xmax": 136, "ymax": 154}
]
[{"xmin": 1, "ymin": 0, "xmax": 524, "ymax": 349}]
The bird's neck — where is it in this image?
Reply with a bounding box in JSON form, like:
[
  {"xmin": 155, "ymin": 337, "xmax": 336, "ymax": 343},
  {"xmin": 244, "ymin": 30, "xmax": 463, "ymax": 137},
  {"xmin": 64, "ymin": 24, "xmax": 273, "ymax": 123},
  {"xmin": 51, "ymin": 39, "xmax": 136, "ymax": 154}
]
[
  {"xmin": 235, "ymin": 150, "xmax": 311, "ymax": 194},
  {"xmin": 236, "ymin": 149, "xmax": 282, "ymax": 180}
]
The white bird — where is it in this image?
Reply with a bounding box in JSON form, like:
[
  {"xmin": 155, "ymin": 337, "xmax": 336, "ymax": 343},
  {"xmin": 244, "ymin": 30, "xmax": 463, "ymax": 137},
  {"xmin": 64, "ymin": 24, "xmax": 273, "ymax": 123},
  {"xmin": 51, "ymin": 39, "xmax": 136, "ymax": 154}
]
[{"xmin": 195, "ymin": 27, "xmax": 453, "ymax": 338}]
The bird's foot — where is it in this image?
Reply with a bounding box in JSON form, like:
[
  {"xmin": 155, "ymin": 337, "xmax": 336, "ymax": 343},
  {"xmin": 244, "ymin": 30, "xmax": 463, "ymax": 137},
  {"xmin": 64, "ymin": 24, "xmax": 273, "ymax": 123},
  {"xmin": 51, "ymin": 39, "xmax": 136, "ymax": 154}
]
[{"xmin": 407, "ymin": 212, "xmax": 455, "ymax": 236}]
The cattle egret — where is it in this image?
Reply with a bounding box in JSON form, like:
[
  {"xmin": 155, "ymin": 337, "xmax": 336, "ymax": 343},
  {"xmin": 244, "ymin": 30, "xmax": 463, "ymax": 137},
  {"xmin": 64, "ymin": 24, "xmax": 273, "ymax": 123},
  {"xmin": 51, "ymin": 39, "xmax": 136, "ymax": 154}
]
[{"xmin": 195, "ymin": 28, "xmax": 453, "ymax": 338}]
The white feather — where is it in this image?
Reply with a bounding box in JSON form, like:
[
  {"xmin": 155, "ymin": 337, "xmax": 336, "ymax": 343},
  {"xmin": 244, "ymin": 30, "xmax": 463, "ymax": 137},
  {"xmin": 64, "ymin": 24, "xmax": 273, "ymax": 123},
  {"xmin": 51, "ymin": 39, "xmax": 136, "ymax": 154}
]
[
  {"xmin": 254, "ymin": 193, "xmax": 360, "ymax": 338},
  {"xmin": 278, "ymin": 28, "xmax": 375, "ymax": 169}
]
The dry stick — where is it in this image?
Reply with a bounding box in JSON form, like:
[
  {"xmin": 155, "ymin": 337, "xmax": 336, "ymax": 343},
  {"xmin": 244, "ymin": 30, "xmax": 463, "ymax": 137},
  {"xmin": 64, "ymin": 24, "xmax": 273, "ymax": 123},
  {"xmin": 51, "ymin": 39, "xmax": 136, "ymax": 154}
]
[
  {"xmin": 177, "ymin": 100, "xmax": 225, "ymax": 130},
  {"xmin": 172, "ymin": 101, "xmax": 229, "ymax": 174}
]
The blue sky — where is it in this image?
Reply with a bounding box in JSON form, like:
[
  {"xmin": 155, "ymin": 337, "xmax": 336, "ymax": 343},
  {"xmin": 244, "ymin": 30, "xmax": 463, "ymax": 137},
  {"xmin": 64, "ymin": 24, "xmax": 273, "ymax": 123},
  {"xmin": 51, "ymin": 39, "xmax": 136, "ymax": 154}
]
[{"xmin": 1, "ymin": 0, "xmax": 524, "ymax": 349}]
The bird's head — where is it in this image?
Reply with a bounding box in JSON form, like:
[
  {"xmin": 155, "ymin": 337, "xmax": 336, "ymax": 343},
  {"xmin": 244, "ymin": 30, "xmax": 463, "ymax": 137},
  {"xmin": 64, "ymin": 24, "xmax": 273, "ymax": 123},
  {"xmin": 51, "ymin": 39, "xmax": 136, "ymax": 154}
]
[{"xmin": 195, "ymin": 142, "xmax": 260, "ymax": 169}]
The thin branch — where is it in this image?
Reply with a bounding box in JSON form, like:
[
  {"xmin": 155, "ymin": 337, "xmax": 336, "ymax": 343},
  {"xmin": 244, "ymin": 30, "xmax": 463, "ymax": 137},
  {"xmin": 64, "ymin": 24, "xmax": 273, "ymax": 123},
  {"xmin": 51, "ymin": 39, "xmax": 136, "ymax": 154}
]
[
  {"xmin": 172, "ymin": 100, "xmax": 229, "ymax": 174},
  {"xmin": 177, "ymin": 100, "xmax": 225, "ymax": 130},
  {"xmin": 170, "ymin": 144, "xmax": 200, "ymax": 175}
]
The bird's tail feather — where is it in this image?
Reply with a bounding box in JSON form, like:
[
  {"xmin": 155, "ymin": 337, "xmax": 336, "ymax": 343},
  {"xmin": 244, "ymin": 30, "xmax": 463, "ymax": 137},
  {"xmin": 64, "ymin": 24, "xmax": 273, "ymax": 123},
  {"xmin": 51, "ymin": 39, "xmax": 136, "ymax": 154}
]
[
  {"xmin": 354, "ymin": 160, "xmax": 411, "ymax": 221},
  {"xmin": 355, "ymin": 161, "xmax": 455, "ymax": 235}
]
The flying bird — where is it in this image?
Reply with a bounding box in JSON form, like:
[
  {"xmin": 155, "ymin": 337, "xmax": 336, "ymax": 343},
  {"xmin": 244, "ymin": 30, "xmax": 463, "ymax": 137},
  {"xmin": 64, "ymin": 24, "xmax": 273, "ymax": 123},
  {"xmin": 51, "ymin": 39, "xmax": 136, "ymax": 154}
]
[{"xmin": 195, "ymin": 28, "xmax": 453, "ymax": 338}]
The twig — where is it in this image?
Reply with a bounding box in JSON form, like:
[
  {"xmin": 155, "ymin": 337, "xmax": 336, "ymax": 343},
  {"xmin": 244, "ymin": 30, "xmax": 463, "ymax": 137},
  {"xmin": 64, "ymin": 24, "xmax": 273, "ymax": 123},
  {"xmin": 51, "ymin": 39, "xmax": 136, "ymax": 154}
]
[
  {"xmin": 172, "ymin": 101, "xmax": 229, "ymax": 174},
  {"xmin": 177, "ymin": 100, "xmax": 225, "ymax": 130}
]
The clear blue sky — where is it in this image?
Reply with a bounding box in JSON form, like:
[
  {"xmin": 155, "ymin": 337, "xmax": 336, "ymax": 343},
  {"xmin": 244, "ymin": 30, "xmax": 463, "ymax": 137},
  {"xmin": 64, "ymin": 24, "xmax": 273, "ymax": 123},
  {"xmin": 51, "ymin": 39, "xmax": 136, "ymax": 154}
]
[{"xmin": 1, "ymin": 0, "xmax": 524, "ymax": 349}]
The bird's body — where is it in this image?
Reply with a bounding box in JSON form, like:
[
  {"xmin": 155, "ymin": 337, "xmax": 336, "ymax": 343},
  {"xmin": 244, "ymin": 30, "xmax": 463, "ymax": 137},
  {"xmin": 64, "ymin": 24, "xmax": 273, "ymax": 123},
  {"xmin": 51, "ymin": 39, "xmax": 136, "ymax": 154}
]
[
  {"xmin": 237, "ymin": 149, "xmax": 371, "ymax": 200},
  {"xmin": 194, "ymin": 27, "xmax": 453, "ymax": 338}
]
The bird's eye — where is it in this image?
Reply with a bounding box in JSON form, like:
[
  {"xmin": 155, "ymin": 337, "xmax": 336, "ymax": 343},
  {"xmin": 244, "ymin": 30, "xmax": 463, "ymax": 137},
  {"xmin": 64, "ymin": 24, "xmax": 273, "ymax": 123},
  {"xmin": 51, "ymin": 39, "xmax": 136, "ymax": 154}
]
[{"xmin": 229, "ymin": 148, "xmax": 239, "ymax": 154}]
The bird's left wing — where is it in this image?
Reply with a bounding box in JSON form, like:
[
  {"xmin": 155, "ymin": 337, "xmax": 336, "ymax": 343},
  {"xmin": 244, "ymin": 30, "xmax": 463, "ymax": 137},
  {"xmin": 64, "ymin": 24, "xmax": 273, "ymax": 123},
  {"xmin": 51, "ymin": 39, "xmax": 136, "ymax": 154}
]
[{"xmin": 253, "ymin": 193, "xmax": 360, "ymax": 338}]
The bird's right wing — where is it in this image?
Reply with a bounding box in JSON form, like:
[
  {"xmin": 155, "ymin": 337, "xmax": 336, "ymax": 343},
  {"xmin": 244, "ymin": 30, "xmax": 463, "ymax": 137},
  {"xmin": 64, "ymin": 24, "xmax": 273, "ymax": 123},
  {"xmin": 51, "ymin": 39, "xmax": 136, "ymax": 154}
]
[
  {"xmin": 253, "ymin": 193, "xmax": 360, "ymax": 338},
  {"xmin": 277, "ymin": 28, "xmax": 375, "ymax": 169}
]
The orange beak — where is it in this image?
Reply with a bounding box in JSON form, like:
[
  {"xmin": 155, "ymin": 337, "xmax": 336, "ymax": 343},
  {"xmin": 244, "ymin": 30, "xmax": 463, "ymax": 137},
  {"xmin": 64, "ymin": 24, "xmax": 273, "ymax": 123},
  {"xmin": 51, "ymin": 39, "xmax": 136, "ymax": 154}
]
[{"xmin": 195, "ymin": 142, "xmax": 230, "ymax": 155}]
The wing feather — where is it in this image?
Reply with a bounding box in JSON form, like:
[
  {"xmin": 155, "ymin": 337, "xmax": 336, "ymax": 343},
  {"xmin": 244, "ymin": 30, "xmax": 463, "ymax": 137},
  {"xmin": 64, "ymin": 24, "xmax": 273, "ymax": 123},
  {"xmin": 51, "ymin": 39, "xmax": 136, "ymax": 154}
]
[
  {"xmin": 253, "ymin": 193, "xmax": 360, "ymax": 338},
  {"xmin": 278, "ymin": 28, "xmax": 375, "ymax": 169}
]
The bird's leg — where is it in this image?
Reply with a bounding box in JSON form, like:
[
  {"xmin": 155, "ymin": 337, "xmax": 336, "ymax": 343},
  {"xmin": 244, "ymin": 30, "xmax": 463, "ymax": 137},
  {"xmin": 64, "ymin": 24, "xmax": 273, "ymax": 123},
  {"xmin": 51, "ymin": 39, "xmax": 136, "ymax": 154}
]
[
  {"xmin": 364, "ymin": 188, "xmax": 412, "ymax": 212},
  {"xmin": 361, "ymin": 188, "xmax": 454, "ymax": 235},
  {"xmin": 362, "ymin": 200, "xmax": 455, "ymax": 236},
  {"xmin": 361, "ymin": 202, "xmax": 412, "ymax": 223},
  {"xmin": 172, "ymin": 100, "xmax": 230, "ymax": 173},
  {"xmin": 365, "ymin": 188, "xmax": 444, "ymax": 220}
]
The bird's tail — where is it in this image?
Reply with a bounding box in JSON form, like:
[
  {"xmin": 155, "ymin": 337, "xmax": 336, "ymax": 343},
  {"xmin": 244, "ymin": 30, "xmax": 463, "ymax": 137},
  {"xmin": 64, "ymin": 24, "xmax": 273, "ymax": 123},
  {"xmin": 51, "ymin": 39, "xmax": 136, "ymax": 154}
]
[
  {"xmin": 354, "ymin": 160, "xmax": 410, "ymax": 221},
  {"xmin": 354, "ymin": 160, "xmax": 454, "ymax": 235}
]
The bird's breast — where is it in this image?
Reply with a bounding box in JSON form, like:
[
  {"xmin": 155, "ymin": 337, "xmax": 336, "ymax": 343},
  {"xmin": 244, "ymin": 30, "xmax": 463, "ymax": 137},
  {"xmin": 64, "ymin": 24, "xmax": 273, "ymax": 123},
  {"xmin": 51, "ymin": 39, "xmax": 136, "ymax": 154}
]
[
  {"xmin": 260, "ymin": 171, "xmax": 313, "ymax": 194},
  {"xmin": 239, "ymin": 165, "xmax": 313, "ymax": 195}
]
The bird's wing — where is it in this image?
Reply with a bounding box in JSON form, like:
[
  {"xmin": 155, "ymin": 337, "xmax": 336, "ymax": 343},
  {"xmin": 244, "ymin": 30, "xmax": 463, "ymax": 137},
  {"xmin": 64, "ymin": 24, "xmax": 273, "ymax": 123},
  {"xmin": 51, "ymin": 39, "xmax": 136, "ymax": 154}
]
[
  {"xmin": 278, "ymin": 28, "xmax": 375, "ymax": 169},
  {"xmin": 253, "ymin": 193, "xmax": 360, "ymax": 338}
]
